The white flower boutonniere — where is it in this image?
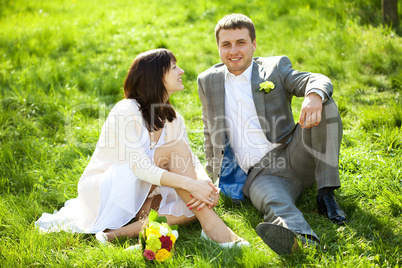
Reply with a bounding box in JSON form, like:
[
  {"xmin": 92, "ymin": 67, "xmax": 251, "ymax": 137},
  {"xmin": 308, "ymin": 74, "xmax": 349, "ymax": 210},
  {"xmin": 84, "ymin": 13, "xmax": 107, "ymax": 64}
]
[{"xmin": 259, "ymin": 81, "xmax": 275, "ymax": 93}]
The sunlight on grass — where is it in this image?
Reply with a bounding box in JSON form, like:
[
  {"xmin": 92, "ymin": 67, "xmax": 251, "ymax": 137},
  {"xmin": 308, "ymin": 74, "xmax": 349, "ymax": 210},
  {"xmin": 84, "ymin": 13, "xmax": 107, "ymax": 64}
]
[{"xmin": 1, "ymin": 0, "xmax": 401, "ymax": 267}]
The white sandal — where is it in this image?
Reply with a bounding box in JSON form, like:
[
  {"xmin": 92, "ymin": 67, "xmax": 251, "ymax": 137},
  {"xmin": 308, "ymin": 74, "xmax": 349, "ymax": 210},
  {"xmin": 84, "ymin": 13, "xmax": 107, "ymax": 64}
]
[
  {"xmin": 201, "ymin": 229, "xmax": 251, "ymax": 248},
  {"xmin": 95, "ymin": 231, "xmax": 108, "ymax": 245},
  {"xmin": 124, "ymin": 244, "xmax": 142, "ymax": 251}
]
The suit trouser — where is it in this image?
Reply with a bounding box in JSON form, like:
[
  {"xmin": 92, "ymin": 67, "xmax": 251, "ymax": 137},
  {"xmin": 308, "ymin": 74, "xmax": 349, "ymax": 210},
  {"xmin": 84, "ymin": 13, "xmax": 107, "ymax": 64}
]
[{"xmin": 247, "ymin": 99, "xmax": 343, "ymax": 240}]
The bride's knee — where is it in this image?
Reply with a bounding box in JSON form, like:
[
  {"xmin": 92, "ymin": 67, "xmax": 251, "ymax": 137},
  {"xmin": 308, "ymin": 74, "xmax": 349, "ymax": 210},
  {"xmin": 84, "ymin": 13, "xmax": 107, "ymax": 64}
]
[
  {"xmin": 160, "ymin": 140, "xmax": 192, "ymax": 158},
  {"xmin": 156, "ymin": 140, "xmax": 190, "ymax": 154},
  {"xmin": 154, "ymin": 140, "xmax": 193, "ymax": 171},
  {"xmin": 170, "ymin": 139, "xmax": 191, "ymax": 152}
]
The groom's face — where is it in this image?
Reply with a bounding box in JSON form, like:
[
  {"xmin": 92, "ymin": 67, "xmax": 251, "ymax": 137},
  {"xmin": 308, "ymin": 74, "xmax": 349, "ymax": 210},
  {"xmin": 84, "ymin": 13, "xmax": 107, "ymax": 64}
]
[{"xmin": 217, "ymin": 28, "xmax": 256, "ymax": 76}]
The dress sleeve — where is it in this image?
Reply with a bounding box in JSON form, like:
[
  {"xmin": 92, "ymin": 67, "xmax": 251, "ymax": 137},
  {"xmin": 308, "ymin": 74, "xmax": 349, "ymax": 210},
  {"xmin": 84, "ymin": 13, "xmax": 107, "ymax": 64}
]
[{"xmin": 106, "ymin": 101, "xmax": 166, "ymax": 186}]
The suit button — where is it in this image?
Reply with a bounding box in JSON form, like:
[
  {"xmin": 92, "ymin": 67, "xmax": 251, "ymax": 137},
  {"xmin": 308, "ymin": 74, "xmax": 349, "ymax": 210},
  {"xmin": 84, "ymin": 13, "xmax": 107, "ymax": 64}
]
[
  {"xmin": 217, "ymin": 174, "xmax": 220, "ymax": 178},
  {"xmin": 221, "ymin": 150, "xmax": 224, "ymax": 155}
]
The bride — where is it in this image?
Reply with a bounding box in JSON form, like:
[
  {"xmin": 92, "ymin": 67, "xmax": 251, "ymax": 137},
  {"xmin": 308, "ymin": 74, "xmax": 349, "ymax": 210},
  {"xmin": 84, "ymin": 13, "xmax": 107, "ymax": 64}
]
[{"xmin": 35, "ymin": 48, "xmax": 249, "ymax": 247}]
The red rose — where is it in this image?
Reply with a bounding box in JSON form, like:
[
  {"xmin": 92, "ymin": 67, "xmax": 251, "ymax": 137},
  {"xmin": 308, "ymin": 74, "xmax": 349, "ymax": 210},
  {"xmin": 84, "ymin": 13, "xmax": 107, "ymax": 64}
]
[
  {"xmin": 144, "ymin": 249, "xmax": 155, "ymax": 260},
  {"xmin": 159, "ymin": 235, "xmax": 173, "ymax": 251}
]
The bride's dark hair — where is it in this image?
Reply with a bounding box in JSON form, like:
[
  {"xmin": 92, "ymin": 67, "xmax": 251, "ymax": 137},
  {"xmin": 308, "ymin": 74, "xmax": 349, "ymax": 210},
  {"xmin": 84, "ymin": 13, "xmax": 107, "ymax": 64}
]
[{"xmin": 124, "ymin": 48, "xmax": 177, "ymax": 132}]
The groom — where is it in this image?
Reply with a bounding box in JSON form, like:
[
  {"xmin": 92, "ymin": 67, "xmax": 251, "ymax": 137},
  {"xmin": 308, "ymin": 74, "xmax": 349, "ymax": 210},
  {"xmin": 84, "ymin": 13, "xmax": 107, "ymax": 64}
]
[{"xmin": 197, "ymin": 13, "xmax": 348, "ymax": 255}]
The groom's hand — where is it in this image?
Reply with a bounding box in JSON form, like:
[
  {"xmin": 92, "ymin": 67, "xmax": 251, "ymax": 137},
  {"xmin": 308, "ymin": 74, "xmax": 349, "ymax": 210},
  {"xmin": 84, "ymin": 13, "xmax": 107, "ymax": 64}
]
[{"xmin": 298, "ymin": 92, "xmax": 322, "ymax": 129}]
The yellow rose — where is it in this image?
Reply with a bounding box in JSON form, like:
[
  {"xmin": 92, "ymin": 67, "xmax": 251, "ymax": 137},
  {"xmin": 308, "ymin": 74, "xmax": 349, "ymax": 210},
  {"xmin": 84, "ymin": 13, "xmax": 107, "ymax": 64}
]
[
  {"xmin": 155, "ymin": 248, "xmax": 172, "ymax": 262},
  {"xmin": 169, "ymin": 234, "xmax": 176, "ymax": 244},
  {"xmin": 146, "ymin": 226, "xmax": 161, "ymax": 237}
]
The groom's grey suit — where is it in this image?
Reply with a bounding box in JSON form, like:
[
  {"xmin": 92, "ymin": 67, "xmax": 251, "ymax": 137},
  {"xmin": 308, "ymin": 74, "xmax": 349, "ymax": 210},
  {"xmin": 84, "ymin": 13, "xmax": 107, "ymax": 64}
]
[{"xmin": 197, "ymin": 56, "xmax": 343, "ymax": 240}]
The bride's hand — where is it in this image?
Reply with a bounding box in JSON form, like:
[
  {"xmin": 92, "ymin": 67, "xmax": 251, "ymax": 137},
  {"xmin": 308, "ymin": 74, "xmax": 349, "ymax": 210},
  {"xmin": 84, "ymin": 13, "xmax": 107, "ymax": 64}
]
[
  {"xmin": 186, "ymin": 180, "xmax": 218, "ymax": 208},
  {"xmin": 187, "ymin": 190, "xmax": 219, "ymax": 211}
]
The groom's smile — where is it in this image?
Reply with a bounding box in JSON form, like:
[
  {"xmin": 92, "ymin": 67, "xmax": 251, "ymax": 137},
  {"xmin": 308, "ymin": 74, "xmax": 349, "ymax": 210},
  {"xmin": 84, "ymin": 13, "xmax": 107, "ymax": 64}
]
[
  {"xmin": 217, "ymin": 28, "xmax": 256, "ymax": 76},
  {"xmin": 229, "ymin": 57, "xmax": 242, "ymax": 62}
]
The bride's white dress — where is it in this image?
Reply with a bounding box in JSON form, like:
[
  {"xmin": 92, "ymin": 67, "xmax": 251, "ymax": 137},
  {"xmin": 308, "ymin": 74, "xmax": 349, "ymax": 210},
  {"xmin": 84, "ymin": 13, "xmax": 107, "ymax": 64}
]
[{"xmin": 35, "ymin": 99, "xmax": 205, "ymax": 233}]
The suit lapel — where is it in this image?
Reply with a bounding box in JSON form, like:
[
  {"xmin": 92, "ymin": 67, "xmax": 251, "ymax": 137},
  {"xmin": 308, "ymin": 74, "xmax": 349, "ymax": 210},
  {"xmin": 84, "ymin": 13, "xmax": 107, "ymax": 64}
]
[
  {"xmin": 211, "ymin": 67, "xmax": 226, "ymax": 144},
  {"xmin": 212, "ymin": 67, "xmax": 226, "ymax": 119},
  {"xmin": 251, "ymin": 61, "xmax": 268, "ymax": 130},
  {"xmin": 211, "ymin": 62, "xmax": 268, "ymax": 142}
]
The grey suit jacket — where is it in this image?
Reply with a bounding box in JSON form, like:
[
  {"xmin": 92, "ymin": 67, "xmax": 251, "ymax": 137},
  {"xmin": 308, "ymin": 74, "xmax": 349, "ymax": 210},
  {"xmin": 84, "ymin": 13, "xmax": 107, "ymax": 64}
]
[{"xmin": 197, "ymin": 56, "xmax": 333, "ymax": 187}]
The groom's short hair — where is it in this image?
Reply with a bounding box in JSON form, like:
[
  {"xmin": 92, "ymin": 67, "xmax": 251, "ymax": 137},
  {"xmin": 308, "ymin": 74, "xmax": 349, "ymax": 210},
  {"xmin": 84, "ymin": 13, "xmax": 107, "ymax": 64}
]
[{"xmin": 215, "ymin": 14, "xmax": 256, "ymax": 44}]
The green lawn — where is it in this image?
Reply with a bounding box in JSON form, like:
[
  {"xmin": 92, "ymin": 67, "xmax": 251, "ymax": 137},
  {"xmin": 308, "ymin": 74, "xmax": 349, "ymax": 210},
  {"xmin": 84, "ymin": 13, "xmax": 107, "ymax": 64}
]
[{"xmin": 1, "ymin": 0, "xmax": 401, "ymax": 267}]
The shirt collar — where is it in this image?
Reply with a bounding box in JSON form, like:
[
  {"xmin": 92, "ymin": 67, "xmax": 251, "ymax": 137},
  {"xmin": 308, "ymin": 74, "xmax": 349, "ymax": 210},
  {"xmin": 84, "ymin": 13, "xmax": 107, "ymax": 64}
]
[{"xmin": 224, "ymin": 61, "xmax": 253, "ymax": 82}]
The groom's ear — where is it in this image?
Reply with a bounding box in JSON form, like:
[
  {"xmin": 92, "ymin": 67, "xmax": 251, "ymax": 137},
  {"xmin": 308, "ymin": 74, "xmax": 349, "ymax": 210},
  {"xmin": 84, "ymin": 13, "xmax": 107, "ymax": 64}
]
[{"xmin": 253, "ymin": 39, "xmax": 257, "ymax": 51}]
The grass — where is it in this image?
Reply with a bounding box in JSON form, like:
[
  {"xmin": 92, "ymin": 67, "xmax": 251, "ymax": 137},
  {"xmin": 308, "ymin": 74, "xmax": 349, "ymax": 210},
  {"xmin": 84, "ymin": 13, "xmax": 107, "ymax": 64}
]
[{"xmin": 1, "ymin": 0, "xmax": 401, "ymax": 266}]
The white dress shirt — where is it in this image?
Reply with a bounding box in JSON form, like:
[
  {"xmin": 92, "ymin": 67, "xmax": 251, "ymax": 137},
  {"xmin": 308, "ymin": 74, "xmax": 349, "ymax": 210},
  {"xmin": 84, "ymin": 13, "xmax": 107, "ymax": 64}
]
[
  {"xmin": 224, "ymin": 64, "xmax": 277, "ymax": 173},
  {"xmin": 223, "ymin": 62, "xmax": 327, "ymax": 173}
]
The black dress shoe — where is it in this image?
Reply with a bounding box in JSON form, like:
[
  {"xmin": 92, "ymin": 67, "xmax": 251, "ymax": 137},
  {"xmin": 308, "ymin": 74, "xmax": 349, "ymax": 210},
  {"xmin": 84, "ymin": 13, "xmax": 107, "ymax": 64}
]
[
  {"xmin": 317, "ymin": 192, "xmax": 349, "ymax": 225},
  {"xmin": 256, "ymin": 223, "xmax": 320, "ymax": 255},
  {"xmin": 256, "ymin": 223, "xmax": 299, "ymax": 255}
]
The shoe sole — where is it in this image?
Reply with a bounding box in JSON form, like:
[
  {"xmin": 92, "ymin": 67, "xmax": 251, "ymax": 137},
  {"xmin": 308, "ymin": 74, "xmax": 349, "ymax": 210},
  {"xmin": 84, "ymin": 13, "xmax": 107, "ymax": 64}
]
[{"xmin": 256, "ymin": 223, "xmax": 299, "ymax": 255}]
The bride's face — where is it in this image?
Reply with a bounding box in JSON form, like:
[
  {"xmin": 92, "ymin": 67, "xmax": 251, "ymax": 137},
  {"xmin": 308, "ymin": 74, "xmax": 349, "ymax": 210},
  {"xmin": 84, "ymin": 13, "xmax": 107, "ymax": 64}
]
[{"xmin": 163, "ymin": 62, "xmax": 184, "ymax": 96}]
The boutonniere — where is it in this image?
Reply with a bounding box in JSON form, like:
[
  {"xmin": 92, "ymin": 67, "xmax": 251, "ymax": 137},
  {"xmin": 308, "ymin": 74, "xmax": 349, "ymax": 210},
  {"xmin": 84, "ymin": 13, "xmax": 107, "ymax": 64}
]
[{"xmin": 259, "ymin": 81, "xmax": 275, "ymax": 93}]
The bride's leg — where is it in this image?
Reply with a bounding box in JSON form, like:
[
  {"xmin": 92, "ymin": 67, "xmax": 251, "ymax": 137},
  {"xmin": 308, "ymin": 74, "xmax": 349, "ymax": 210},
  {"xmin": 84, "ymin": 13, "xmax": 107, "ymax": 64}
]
[
  {"xmin": 101, "ymin": 220, "xmax": 146, "ymax": 241},
  {"xmin": 154, "ymin": 140, "xmax": 241, "ymax": 243},
  {"xmin": 100, "ymin": 193, "xmax": 161, "ymax": 241}
]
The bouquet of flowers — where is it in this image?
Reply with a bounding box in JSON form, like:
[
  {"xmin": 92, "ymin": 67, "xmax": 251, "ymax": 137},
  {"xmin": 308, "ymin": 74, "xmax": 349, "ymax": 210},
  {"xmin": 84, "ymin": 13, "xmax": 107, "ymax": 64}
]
[{"xmin": 139, "ymin": 209, "xmax": 178, "ymax": 262}]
